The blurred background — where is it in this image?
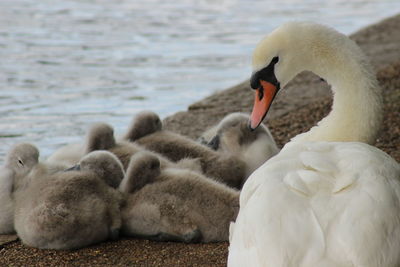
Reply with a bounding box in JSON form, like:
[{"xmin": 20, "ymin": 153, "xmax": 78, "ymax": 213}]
[{"xmin": 0, "ymin": 0, "xmax": 399, "ymax": 161}]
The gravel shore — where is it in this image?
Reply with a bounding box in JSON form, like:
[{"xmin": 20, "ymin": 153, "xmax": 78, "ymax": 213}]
[{"xmin": 1, "ymin": 14, "xmax": 399, "ymax": 267}]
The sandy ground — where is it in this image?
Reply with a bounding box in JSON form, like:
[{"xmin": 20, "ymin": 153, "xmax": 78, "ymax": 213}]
[{"xmin": 1, "ymin": 14, "xmax": 399, "ymax": 267}]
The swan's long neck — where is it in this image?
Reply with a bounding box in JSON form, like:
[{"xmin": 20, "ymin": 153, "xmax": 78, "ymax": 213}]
[{"xmin": 291, "ymin": 40, "xmax": 382, "ymax": 145}]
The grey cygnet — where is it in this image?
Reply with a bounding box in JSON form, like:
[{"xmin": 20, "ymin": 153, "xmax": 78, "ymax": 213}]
[
  {"xmin": 119, "ymin": 151, "xmax": 240, "ymax": 243},
  {"xmin": 199, "ymin": 112, "xmax": 279, "ymax": 183},
  {"xmin": 124, "ymin": 111, "xmax": 247, "ymax": 188},
  {"xmin": 86, "ymin": 122, "xmax": 202, "ymax": 173},
  {"xmin": 14, "ymin": 151, "xmax": 124, "ymax": 250},
  {"xmin": 1, "ymin": 143, "xmax": 67, "ymax": 234}
]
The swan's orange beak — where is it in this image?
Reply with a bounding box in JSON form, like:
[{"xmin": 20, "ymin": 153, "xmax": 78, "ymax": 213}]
[{"xmin": 249, "ymin": 80, "xmax": 277, "ymax": 130}]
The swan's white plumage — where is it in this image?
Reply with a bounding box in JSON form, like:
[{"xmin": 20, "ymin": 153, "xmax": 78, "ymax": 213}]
[
  {"xmin": 230, "ymin": 142, "xmax": 400, "ymax": 267},
  {"xmin": 228, "ymin": 21, "xmax": 400, "ymax": 267}
]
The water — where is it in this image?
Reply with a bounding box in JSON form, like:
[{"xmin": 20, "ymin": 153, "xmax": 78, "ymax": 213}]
[{"xmin": 0, "ymin": 0, "xmax": 399, "ymax": 162}]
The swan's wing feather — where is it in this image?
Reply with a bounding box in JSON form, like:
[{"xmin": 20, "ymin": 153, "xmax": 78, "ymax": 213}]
[
  {"xmin": 230, "ymin": 174, "xmax": 326, "ymax": 266},
  {"xmin": 327, "ymin": 143, "xmax": 400, "ymax": 266}
]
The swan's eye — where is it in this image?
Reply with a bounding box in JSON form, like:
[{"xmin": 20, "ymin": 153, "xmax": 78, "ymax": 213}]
[
  {"xmin": 271, "ymin": 56, "xmax": 279, "ymax": 64},
  {"xmin": 250, "ymin": 56, "xmax": 280, "ymax": 90},
  {"xmin": 18, "ymin": 159, "xmax": 24, "ymax": 166}
]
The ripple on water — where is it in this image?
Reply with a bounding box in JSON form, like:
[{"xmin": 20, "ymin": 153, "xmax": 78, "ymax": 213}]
[{"xmin": 0, "ymin": 0, "xmax": 399, "ymax": 162}]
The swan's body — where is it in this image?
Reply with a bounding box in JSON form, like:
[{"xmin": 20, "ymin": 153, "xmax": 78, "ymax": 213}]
[
  {"xmin": 228, "ymin": 22, "xmax": 400, "ymax": 267},
  {"xmin": 229, "ymin": 141, "xmax": 400, "ymax": 266}
]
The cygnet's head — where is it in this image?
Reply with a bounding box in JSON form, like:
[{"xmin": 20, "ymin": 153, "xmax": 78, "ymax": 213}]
[
  {"xmin": 124, "ymin": 111, "xmax": 162, "ymax": 142},
  {"xmin": 78, "ymin": 151, "xmax": 125, "ymax": 188},
  {"xmin": 206, "ymin": 113, "xmax": 268, "ymax": 152},
  {"xmin": 5, "ymin": 143, "xmax": 40, "ymax": 176},
  {"xmin": 119, "ymin": 151, "xmax": 161, "ymax": 193},
  {"xmin": 202, "ymin": 113, "xmax": 279, "ymax": 178},
  {"xmin": 85, "ymin": 123, "xmax": 116, "ymax": 153}
]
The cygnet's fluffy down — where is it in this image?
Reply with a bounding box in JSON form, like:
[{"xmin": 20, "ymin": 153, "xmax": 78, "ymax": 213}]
[
  {"xmin": 199, "ymin": 112, "xmax": 279, "ymax": 183},
  {"xmin": 46, "ymin": 143, "xmax": 83, "ymax": 167},
  {"xmin": 86, "ymin": 122, "xmax": 202, "ymax": 173},
  {"xmin": 125, "ymin": 111, "xmax": 247, "ymax": 189},
  {"xmin": 47, "ymin": 122, "xmax": 201, "ymax": 173},
  {"xmin": 0, "ymin": 143, "xmax": 67, "ymax": 234},
  {"xmin": 0, "ymin": 166, "xmax": 14, "ymax": 234},
  {"xmin": 45, "ymin": 122, "xmax": 116, "ymax": 167},
  {"xmin": 14, "ymin": 151, "xmax": 124, "ymax": 250},
  {"xmin": 119, "ymin": 151, "xmax": 240, "ymax": 243}
]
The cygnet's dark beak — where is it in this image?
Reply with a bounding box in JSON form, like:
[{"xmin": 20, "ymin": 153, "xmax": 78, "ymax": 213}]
[{"xmin": 207, "ymin": 135, "xmax": 220, "ymax": 150}]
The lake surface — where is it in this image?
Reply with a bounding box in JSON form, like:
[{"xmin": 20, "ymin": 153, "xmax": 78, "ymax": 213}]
[{"xmin": 0, "ymin": 0, "xmax": 399, "ymax": 162}]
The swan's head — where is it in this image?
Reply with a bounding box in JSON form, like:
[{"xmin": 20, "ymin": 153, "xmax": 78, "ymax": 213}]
[{"xmin": 249, "ymin": 22, "xmax": 348, "ymax": 129}]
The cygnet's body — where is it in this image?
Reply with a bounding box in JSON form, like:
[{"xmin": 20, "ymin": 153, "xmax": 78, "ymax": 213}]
[
  {"xmin": 14, "ymin": 151, "xmax": 124, "ymax": 250},
  {"xmin": 199, "ymin": 112, "xmax": 279, "ymax": 181},
  {"xmin": 119, "ymin": 151, "xmax": 240, "ymax": 243},
  {"xmin": 125, "ymin": 111, "xmax": 246, "ymax": 188},
  {"xmin": 0, "ymin": 166, "xmax": 14, "ymax": 234},
  {"xmin": 46, "ymin": 143, "xmax": 83, "ymax": 167},
  {"xmin": 0, "ymin": 143, "xmax": 67, "ymax": 234}
]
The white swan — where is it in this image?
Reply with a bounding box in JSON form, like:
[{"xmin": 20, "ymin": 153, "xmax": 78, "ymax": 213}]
[{"xmin": 228, "ymin": 22, "xmax": 400, "ymax": 267}]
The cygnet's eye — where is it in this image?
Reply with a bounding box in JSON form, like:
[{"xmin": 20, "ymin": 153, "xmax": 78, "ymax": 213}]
[{"xmin": 18, "ymin": 158, "xmax": 24, "ymax": 166}]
